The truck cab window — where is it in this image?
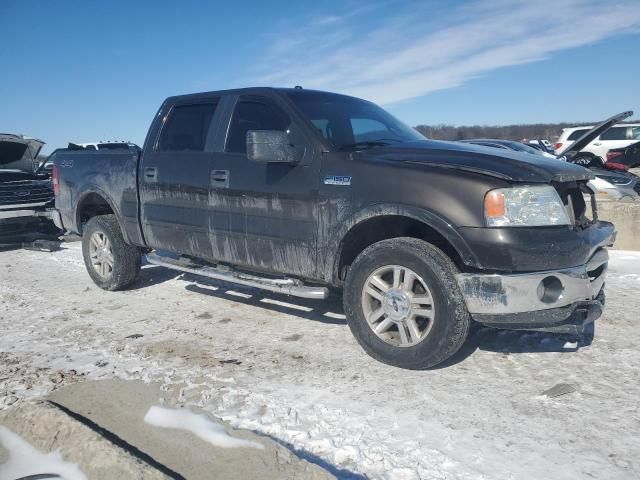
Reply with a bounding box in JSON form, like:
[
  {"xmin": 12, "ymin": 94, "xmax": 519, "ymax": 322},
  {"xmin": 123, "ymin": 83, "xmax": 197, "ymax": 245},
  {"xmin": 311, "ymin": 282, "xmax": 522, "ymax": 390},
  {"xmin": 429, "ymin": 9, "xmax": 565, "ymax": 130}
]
[
  {"xmin": 226, "ymin": 99, "xmax": 290, "ymax": 154},
  {"xmin": 351, "ymin": 118, "xmax": 389, "ymax": 143},
  {"xmin": 158, "ymin": 102, "xmax": 217, "ymax": 152},
  {"xmin": 286, "ymin": 90, "xmax": 424, "ymax": 150}
]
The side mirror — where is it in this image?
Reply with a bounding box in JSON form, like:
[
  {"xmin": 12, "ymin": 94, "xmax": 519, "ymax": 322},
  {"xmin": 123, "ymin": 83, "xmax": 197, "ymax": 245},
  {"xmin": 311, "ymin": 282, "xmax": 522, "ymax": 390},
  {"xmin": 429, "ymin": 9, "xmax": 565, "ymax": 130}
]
[{"xmin": 246, "ymin": 130, "xmax": 303, "ymax": 164}]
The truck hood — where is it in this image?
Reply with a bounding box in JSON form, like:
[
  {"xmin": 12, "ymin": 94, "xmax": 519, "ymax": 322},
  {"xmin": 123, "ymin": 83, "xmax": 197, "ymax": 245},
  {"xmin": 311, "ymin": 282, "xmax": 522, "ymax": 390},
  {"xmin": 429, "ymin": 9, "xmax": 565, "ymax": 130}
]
[
  {"xmin": 0, "ymin": 134, "xmax": 45, "ymax": 173},
  {"xmin": 355, "ymin": 139, "xmax": 594, "ymax": 183},
  {"xmin": 557, "ymin": 110, "xmax": 633, "ymax": 158}
]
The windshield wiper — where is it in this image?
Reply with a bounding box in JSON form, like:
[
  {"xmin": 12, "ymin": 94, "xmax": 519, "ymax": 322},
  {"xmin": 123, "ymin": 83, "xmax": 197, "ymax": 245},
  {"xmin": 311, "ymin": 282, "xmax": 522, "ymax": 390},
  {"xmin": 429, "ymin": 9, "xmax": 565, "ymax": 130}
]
[{"xmin": 338, "ymin": 140, "xmax": 398, "ymax": 151}]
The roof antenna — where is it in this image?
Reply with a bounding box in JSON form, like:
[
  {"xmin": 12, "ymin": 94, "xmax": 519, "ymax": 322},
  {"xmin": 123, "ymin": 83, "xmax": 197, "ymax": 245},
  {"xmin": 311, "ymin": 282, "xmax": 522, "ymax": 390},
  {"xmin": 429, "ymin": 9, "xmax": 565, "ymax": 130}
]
[{"xmin": 294, "ymin": 85, "xmax": 303, "ymax": 90}]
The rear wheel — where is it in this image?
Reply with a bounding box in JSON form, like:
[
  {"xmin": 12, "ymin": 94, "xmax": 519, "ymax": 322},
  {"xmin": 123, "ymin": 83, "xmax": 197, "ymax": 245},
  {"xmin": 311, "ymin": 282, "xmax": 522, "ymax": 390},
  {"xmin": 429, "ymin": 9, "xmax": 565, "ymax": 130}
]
[
  {"xmin": 343, "ymin": 237, "xmax": 471, "ymax": 369},
  {"xmin": 82, "ymin": 214, "xmax": 141, "ymax": 290}
]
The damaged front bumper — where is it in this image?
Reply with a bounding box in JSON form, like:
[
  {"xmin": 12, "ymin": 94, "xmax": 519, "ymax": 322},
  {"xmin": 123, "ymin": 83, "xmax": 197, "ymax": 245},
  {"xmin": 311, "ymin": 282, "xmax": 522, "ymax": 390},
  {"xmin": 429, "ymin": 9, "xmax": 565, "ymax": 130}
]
[
  {"xmin": 0, "ymin": 206, "xmax": 62, "ymax": 225},
  {"xmin": 456, "ymin": 248, "xmax": 609, "ymax": 335}
]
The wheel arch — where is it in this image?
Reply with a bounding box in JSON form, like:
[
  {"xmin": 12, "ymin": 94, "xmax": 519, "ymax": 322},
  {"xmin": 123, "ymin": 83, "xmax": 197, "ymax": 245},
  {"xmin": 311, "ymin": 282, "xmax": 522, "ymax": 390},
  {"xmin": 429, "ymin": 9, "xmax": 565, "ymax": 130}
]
[
  {"xmin": 328, "ymin": 205, "xmax": 479, "ymax": 285},
  {"xmin": 74, "ymin": 187, "xmax": 130, "ymax": 243}
]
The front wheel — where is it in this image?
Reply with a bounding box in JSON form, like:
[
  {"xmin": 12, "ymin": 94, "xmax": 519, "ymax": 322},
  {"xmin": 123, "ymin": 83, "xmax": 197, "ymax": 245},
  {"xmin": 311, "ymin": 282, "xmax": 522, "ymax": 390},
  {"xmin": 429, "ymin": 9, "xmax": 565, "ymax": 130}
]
[
  {"xmin": 343, "ymin": 237, "xmax": 471, "ymax": 369},
  {"xmin": 82, "ymin": 214, "xmax": 141, "ymax": 291}
]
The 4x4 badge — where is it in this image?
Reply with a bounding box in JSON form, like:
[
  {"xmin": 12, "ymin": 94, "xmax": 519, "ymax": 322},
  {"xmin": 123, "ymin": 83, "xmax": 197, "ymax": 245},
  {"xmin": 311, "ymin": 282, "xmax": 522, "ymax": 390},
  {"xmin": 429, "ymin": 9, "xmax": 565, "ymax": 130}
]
[{"xmin": 324, "ymin": 175, "xmax": 351, "ymax": 186}]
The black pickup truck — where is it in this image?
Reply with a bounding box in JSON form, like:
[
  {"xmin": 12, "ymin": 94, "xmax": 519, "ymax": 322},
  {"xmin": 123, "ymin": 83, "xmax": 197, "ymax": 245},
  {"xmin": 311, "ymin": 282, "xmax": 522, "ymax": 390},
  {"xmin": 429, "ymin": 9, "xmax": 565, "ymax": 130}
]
[{"xmin": 53, "ymin": 88, "xmax": 615, "ymax": 369}]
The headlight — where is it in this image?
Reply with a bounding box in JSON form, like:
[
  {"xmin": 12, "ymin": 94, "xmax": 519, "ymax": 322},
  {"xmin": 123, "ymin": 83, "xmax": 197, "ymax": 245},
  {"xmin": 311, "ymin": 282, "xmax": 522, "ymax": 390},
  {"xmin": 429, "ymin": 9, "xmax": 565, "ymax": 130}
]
[{"xmin": 484, "ymin": 185, "xmax": 570, "ymax": 227}]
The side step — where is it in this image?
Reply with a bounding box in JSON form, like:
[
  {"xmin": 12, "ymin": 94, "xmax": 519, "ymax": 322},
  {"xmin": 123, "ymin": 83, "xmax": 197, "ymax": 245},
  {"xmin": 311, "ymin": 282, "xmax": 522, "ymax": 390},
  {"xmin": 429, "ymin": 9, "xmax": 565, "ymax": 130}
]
[{"xmin": 145, "ymin": 252, "xmax": 329, "ymax": 300}]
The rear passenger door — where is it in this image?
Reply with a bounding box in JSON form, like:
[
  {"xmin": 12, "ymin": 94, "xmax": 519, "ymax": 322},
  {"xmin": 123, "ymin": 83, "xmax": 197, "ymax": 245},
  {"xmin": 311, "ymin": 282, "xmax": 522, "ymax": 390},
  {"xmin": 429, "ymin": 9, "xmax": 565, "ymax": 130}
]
[
  {"xmin": 139, "ymin": 98, "xmax": 221, "ymax": 259},
  {"xmin": 208, "ymin": 94, "xmax": 320, "ymax": 278}
]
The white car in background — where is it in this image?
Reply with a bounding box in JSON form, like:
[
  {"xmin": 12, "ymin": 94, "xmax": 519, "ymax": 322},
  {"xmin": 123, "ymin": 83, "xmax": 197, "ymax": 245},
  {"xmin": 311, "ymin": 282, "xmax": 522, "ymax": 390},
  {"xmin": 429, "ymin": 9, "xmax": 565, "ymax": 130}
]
[
  {"xmin": 77, "ymin": 140, "xmax": 137, "ymax": 150},
  {"xmin": 554, "ymin": 121, "xmax": 640, "ymax": 159}
]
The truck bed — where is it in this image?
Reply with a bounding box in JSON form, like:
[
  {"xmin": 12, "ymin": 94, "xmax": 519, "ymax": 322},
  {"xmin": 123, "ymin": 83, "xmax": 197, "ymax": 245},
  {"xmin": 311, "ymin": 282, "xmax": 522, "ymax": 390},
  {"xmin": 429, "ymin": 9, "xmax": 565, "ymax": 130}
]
[{"xmin": 54, "ymin": 148, "xmax": 144, "ymax": 246}]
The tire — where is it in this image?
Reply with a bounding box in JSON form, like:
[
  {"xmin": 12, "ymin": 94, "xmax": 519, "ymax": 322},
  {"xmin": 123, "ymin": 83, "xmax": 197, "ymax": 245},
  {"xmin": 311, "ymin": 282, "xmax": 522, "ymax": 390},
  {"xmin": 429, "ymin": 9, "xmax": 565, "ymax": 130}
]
[
  {"xmin": 343, "ymin": 237, "xmax": 471, "ymax": 369},
  {"xmin": 82, "ymin": 214, "xmax": 141, "ymax": 291}
]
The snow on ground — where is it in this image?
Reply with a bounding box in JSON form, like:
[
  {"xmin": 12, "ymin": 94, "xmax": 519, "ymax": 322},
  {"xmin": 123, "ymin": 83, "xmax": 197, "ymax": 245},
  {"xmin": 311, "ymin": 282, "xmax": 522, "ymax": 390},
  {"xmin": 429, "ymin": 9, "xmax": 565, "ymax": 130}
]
[
  {"xmin": 1, "ymin": 242, "xmax": 639, "ymax": 479},
  {"xmin": 0, "ymin": 425, "xmax": 87, "ymax": 480},
  {"xmin": 144, "ymin": 405, "xmax": 264, "ymax": 449}
]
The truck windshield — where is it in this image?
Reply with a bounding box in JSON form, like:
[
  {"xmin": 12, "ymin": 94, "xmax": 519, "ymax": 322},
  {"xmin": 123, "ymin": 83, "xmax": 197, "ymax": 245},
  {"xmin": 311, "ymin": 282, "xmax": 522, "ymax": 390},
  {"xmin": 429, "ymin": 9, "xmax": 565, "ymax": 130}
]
[{"xmin": 286, "ymin": 90, "xmax": 425, "ymax": 151}]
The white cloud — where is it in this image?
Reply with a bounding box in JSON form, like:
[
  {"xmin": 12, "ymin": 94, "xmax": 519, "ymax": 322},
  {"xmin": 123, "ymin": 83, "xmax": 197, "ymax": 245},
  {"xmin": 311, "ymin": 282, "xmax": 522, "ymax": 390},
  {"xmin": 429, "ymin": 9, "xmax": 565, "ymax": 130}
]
[{"xmin": 251, "ymin": 0, "xmax": 640, "ymax": 104}]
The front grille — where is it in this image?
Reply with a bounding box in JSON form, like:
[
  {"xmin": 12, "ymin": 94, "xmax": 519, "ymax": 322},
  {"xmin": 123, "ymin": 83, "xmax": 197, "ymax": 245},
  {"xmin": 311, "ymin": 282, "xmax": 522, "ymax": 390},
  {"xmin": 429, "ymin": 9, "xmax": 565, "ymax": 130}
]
[
  {"xmin": 586, "ymin": 248, "xmax": 608, "ymax": 298},
  {"xmin": 0, "ymin": 180, "xmax": 54, "ymax": 207},
  {"xmin": 555, "ymin": 182, "xmax": 590, "ymax": 227}
]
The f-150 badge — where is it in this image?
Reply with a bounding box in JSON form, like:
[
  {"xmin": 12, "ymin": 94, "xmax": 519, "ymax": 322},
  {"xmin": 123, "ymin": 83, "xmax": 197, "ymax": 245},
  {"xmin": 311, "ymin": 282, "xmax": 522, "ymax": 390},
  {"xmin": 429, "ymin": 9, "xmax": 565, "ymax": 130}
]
[{"xmin": 324, "ymin": 175, "xmax": 352, "ymax": 186}]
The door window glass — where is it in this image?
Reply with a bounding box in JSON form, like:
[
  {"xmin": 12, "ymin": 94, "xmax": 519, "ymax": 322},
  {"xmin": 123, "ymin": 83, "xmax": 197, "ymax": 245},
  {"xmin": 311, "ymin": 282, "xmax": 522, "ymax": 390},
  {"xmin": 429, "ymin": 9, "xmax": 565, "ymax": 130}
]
[
  {"xmin": 630, "ymin": 127, "xmax": 640, "ymax": 140},
  {"xmin": 600, "ymin": 127, "xmax": 627, "ymax": 141},
  {"xmin": 226, "ymin": 98, "xmax": 290, "ymax": 153},
  {"xmin": 350, "ymin": 118, "xmax": 389, "ymax": 142},
  {"xmin": 158, "ymin": 102, "xmax": 218, "ymax": 152},
  {"xmin": 567, "ymin": 129, "xmax": 589, "ymax": 141}
]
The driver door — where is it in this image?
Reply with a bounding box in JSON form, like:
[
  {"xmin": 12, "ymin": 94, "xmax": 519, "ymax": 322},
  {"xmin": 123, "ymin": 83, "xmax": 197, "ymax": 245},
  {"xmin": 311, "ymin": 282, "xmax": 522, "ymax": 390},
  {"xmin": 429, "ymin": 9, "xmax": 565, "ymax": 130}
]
[{"xmin": 207, "ymin": 94, "xmax": 320, "ymax": 278}]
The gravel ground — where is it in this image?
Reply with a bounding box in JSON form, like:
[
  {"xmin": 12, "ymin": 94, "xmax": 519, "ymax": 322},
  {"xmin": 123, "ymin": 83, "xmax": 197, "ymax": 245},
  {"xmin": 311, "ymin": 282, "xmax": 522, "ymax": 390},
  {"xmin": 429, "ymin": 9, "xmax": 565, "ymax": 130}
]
[{"xmin": 1, "ymin": 242, "xmax": 639, "ymax": 479}]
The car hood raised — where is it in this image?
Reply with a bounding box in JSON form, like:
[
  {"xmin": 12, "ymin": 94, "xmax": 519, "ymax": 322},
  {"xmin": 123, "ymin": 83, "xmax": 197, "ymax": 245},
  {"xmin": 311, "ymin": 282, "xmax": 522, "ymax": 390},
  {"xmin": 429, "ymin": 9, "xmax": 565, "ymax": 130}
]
[
  {"xmin": 355, "ymin": 140, "xmax": 594, "ymax": 183},
  {"xmin": 558, "ymin": 110, "xmax": 633, "ymax": 158},
  {"xmin": 0, "ymin": 134, "xmax": 45, "ymax": 172}
]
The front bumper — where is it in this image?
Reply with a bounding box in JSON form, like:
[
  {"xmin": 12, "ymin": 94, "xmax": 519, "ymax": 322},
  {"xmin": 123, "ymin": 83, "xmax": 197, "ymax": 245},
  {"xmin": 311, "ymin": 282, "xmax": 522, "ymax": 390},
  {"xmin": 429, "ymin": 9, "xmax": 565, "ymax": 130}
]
[
  {"xmin": 0, "ymin": 207, "xmax": 63, "ymax": 228},
  {"xmin": 456, "ymin": 248, "xmax": 609, "ymax": 334}
]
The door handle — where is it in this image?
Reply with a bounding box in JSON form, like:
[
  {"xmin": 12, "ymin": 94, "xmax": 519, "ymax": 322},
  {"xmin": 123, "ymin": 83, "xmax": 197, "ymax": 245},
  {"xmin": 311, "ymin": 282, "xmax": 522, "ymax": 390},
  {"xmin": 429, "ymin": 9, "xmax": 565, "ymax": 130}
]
[
  {"xmin": 144, "ymin": 167, "xmax": 158, "ymax": 182},
  {"xmin": 592, "ymin": 142, "xmax": 601, "ymax": 146},
  {"xmin": 211, "ymin": 169, "xmax": 229, "ymax": 188}
]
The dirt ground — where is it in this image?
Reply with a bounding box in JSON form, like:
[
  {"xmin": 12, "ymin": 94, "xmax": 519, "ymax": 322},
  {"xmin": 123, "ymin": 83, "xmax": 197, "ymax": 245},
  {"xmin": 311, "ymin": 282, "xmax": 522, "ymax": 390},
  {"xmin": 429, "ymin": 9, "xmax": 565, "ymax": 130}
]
[
  {"xmin": 1, "ymin": 241, "xmax": 639, "ymax": 479},
  {"xmin": 0, "ymin": 379, "xmax": 332, "ymax": 480}
]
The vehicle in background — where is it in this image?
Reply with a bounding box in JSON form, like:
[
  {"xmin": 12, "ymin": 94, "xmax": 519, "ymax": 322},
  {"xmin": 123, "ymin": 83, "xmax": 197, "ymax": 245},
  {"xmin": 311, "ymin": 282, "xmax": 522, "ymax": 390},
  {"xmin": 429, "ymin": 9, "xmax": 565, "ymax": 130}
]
[
  {"xmin": 554, "ymin": 122, "xmax": 640, "ymax": 159},
  {"xmin": 606, "ymin": 141, "xmax": 640, "ymax": 170},
  {"xmin": 38, "ymin": 142, "xmax": 140, "ymax": 178},
  {"xmin": 587, "ymin": 169, "xmax": 639, "ymax": 200},
  {"xmin": 459, "ymin": 139, "xmax": 559, "ymax": 159},
  {"xmin": 556, "ymin": 112, "xmax": 639, "ymax": 201},
  {"xmin": 78, "ymin": 141, "xmax": 138, "ymax": 150},
  {"xmin": 525, "ymin": 142, "xmax": 546, "ymax": 152},
  {"xmin": 0, "ymin": 134, "xmax": 60, "ymax": 241},
  {"xmin": 53, "ymin": 87, "xmax": 614, "ymax": 369},
  {"xmin": 526, "ymin": 139, "xmax": 553, "ymax": 153},
  {"xmin": 460, "ymin": 113, "xmax": 639, "ymax": 201}
]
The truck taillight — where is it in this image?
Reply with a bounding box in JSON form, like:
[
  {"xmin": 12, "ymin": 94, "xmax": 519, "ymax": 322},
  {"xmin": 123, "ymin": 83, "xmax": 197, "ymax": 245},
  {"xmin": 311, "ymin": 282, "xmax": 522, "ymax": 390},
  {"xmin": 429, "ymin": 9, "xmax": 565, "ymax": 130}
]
[
  {"xmin": 554, "ymin": 142, "xmax": 563, "ymax": 151},
  {"xmin": 606, "ymin": 151, "xmax": 623, "ymax": 162},
  {"xmin": 52, "ymin": 165, "xmax": 59, "ymax": 195}
]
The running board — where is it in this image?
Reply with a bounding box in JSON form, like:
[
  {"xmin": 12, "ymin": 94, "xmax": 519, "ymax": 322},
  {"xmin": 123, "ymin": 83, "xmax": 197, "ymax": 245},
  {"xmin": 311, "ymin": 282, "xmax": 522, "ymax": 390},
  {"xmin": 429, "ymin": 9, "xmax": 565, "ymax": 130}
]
[{"xmin": 145, "ymin": 252, "xmax": 329, "ymax": 300}]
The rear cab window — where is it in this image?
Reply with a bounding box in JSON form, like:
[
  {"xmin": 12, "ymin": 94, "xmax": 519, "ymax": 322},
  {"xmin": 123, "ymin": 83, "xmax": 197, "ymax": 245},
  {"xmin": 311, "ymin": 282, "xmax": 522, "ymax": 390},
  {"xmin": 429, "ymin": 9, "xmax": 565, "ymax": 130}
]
[{"xmin": 158, "ymin": 102, "xmax": 218, "ymax": 152}]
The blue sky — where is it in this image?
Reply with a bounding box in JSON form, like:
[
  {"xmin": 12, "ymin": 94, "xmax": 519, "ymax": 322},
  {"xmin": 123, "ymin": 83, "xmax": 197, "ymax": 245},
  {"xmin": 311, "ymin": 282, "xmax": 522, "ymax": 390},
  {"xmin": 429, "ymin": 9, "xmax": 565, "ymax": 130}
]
[{"xmin": 1, "ymin": 0, "xmax": 639, "ymax": 153}]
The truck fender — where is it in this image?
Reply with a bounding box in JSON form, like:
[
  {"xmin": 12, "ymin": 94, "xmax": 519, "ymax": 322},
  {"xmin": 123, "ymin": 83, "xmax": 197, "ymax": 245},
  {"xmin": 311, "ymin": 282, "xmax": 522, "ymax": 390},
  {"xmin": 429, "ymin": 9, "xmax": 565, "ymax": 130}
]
[
  {"xmin": 326, "ymin": 203, "xmax": 480, "ymax": 283},
  {"xmin": 73, "ymin": 186, "xmax": 131, "ymax": 244}
]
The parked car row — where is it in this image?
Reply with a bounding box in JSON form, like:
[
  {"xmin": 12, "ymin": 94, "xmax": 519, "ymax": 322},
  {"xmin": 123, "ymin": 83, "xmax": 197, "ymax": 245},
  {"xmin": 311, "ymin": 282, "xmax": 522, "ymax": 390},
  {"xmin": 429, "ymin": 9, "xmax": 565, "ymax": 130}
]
[
  {"xmin": 554, "ymin": 122, "xmax": 640, "ymax": 160},
  {"xmin": 460, "ymin": 112, "xmax": 640, "ymax": 201}
]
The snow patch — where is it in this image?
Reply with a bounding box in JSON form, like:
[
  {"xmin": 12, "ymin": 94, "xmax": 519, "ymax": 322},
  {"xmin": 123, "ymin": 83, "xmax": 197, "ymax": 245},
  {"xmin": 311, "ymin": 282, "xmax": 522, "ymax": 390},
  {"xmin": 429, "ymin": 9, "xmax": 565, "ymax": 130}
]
[
  {"xmin": 143, "ymin": 406, "xmax": 264, "ymax": 450},
  {"xmin": 0, "ymin": 426, "xmax": 87, "ymax": 480}
]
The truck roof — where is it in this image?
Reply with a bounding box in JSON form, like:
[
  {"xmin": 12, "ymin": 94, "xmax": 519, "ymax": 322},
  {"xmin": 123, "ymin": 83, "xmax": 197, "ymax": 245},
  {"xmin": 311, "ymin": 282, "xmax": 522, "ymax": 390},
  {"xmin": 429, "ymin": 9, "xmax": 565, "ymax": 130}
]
[{"xmin": 164, "ymin": 87, "xmax": 355, "ymax": 103}]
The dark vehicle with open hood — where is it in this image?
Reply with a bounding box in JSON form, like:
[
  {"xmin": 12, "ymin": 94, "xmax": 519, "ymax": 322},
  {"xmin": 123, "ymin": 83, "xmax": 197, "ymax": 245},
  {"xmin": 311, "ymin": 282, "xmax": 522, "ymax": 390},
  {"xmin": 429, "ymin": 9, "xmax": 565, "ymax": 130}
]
[
  {"xmin": 606, "ymin": 141, "xmax": 640, "ymax": 171},
  {"xmin": 0, "ymin": 134, "xmax": 61, "ymax": 242},
  {"xmin": 460, "ymin": 112, "xmax": 640, "ymax": 201},
  {"xmin": 53, "ymin": 88, "xmax": 615, "ymax": 369}
]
